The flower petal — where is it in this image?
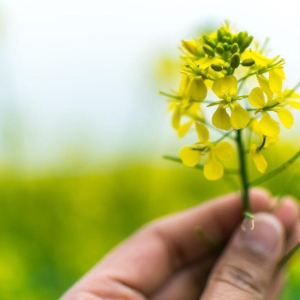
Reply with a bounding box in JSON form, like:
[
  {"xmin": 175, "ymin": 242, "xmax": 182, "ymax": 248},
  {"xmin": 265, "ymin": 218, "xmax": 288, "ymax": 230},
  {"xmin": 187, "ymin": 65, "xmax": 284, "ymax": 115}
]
[
  {"xmin": 204, "ymin": 153, "xmax": 223, "ymax": 180},
  {"xmin": 212, "ymin": 105, "xmax": 231, "ymax": 130},
  {"xmin": 276, "ymin": 107, "xmax": 294, "ymax": 129},
  {"xmin": 190, "ymin": 77, "xmax": 207, "ymax": 101},
  {"xmin": 257, "ymin": 76, "xmax": 273, "ymax": 100},
  {"xmin": 288, "ymin": 101, "xmax": 300, "ymax": 110},
  {"xmin": 248, "ymin": 87, "xmax": 266, "ymax": 109},
  {"xmin": 212, "ymin": 75, "xmax": 238, "ymax": 99},
  {"xmin": 213, "ymin": 142, "xmax": 234, "ymax": 161},
  {"xmin": 178, "ymin": 121, "xmax": 193, "ymax": 137},
  {"xmin": 195, "ymin": 122, "xmax": 209, "ymax": 143},
  {"xmin": 179, "ymin": 146, "xmax": 201, "ymax": 167},
  {"xmin": 230, "ymin": 102, "xmax": 250, "ymax": 129},
  {"xmin": 250, "ymin": 144, "xmax": 268, "ymax": 173},
  {"xmin": 171, "ymin": 106, "xmax": 181, "ymax": 129},
  {"xmin": 259, "ymin": 112, "xmax": 280, "ymax": 137},
  {"xmin": 269, "ymin": 68, "xmax": 285, "ymax": 93}
]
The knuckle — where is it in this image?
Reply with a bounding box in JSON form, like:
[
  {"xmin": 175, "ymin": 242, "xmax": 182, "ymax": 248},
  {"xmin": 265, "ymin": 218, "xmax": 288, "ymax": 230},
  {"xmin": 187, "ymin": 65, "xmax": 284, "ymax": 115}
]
[{"xmin": 212, "ymin": 263, "xmax": 266, "ymax": 299}]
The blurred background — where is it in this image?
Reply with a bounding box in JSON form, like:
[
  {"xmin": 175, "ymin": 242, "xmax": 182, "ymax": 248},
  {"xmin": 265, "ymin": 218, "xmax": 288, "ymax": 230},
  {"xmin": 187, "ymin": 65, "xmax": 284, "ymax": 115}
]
[{"xmin": 0, "ymin": 0, "xmax": 300, "ymax": 299}]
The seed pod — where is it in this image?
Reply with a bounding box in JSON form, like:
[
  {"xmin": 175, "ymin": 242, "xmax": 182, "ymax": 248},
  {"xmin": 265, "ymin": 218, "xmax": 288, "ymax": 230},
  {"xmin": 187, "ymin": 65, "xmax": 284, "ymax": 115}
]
[
  {"xmin": 211, "ymin": 64, "xmax": 223, "ymax": 72},
  {"xmin": 241, "ymin": 58, "xmax": 255, "ymax": 66},
  {"xmin": 230, "ymin": 53, "xmax": 240, "ymax": 68},
  {"xmin": 202, "ymin": 44, "xmax": 215, "ymax": 57},
  {"xmin": 203, "ymin": 35, "xmax": 216, "ymax": 49},
  {"xmin": 231, "ymin": 43, "xmax": 239, "ymax": 54}
]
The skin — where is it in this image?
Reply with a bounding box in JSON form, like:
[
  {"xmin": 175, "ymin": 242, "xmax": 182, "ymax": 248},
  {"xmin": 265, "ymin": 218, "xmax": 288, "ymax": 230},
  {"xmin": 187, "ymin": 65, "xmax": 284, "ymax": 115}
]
[{"xmin": 61, "ymin": 189, "xmax": 300, "ymax": 300}]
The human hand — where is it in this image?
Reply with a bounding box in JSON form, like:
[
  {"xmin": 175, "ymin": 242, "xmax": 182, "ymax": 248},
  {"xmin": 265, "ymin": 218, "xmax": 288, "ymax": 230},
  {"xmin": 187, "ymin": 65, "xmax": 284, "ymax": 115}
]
[{"xmin": 61, "ymin": 189, "xmax": 300, "ymax": 300}]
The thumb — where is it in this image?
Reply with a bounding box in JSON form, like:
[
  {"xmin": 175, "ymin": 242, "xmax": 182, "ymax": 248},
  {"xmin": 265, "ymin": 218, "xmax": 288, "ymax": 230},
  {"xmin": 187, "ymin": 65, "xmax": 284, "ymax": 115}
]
[{"xmin": 201, "ymin": 213, "xmax": 285, "ymax": 300}]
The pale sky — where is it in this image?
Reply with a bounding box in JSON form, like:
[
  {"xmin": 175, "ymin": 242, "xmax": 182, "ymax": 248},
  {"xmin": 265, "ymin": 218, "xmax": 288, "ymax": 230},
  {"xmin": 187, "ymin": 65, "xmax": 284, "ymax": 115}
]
[{"xmin": 0, "ymin": 0, "xmax": 299, "ymax": 172}]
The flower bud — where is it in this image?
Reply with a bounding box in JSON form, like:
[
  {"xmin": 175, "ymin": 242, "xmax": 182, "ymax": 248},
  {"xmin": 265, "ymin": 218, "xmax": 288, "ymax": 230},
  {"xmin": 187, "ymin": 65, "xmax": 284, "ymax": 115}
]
[
  {"xmin": 230, "ymin": 53, "xmax": 240, "ymax": 68},
  {"xmin": 237, "ymin": 31, "xmax": 247, "ymax": 45},
  {"xmin": 202, "ymin": 44, "xmax": 215, "ymax": 57},
  {"xmin": 217, "ymin": 28, "xmax": 226, "ymax": 42},
  {"xmin": 240, "ymin": 36, "xmax": 253, "ymax": 52},
  {"xmin": 231, "ymin": 43, "xmax": 239, "ymax": 54},
  {"xmin": 211, "ymin": 64, "xmax": 223, "ymax": 72},
  {"xmin": 241, "ymin": 58, "xmax": 255, "ymax": 66},
  {"xmin": 223, "ymin": 42, "xmax": 229, "ymax": 51},
  {"xmin": 181, "ymin": 40, "xmax": 199, "ymax": 55},
  {"xmin": 203, "ymin": 35, "xmax": 216, "ymax": 49},
  {"xmin": 216, "ymin": 44, "xmax": 224, "ymax": 54}
]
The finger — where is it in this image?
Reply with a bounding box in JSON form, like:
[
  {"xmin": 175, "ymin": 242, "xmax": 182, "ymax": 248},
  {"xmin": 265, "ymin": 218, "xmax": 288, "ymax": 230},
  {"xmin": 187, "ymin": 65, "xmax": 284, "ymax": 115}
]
[
  {"xmin": 266, "ymin": 222, "xmax": 300, "ymax": 300},
  {"xmin": 267, "ymin": 271, "xmax": 285, "ymax": 300},
  {"xmin": 61, "ymin": 189, "xmax": 273, "ymax": 299},
  {"xmin": 201, "ymin": 213, "xmax": 285, "ymax": 300},
  {"xmin": 273, "ymin": 197, "xmax": 299, "ymax": 233},
  {"xmin": 150, "ymin": 253, "xmax": 218, "ymax": 300}
]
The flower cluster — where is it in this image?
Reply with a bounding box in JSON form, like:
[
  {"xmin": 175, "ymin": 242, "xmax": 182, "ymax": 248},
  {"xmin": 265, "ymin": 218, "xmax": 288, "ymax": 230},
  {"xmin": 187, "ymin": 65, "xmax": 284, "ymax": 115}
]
[{"xmin": 163, "ymin": 22, "xmax": 300, "ymax": 180}]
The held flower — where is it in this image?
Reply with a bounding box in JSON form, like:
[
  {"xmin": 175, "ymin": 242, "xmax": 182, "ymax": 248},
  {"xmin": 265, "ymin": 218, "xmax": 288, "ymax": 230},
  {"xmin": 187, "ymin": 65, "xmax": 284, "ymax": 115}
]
[
  {"xmin": 179, "ymin": 123, "xmax": 233, "ymax": 180},
  {"xmin": 210, "ymin": 75, "xmax": 250, "ymax": 130}
]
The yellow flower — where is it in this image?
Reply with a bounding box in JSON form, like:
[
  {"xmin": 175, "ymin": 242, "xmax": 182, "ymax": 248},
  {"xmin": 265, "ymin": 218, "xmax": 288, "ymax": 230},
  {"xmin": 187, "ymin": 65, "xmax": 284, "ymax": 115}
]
[
  {"xmin": 248, "ymin": 75, "xmax": 293, "ymax": 137},
  {"xmin": 249, "ymin": 119, "xmax": 278, "ymax": 173},
  {"xmin": 168, "ymin": 75, "xmax": 207, "ymax": 137},
  {"xmin": 250, "ymin": 144, "xmax": 268, "ymax": 173},
  {"xmin": 210, "ymin": 76, "xmax": 250, "ymax": 130},
  {"xmin": 179, "ymin": 123, "xmax": 233, "ymax": 180}
]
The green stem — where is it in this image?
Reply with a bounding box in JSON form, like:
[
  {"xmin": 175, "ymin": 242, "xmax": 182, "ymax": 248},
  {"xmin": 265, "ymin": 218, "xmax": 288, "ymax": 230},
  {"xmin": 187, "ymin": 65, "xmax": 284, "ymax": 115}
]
[
  {"xmin": 249, "ymin": 150, "xmax": 300, "ymax": 186},
  {"xmin": 236, "ymin": 130, "xmax": 252, "ymax": 218}
]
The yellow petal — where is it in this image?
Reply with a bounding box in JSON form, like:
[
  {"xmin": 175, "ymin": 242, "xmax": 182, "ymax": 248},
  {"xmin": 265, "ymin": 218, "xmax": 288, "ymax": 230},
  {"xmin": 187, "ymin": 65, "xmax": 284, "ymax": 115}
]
[
  {"xmin": 171, "ymin": 106, "xmax": 181, "ymax": 129},
  {"xmin": 178, "ymin": 75, "xmax": 191, "ymax": 98},
  {"xmin": 269, "ymin": 68, "xmax": 285, "ymax": 93},
  {"xmin": 212, "ymin": 75, "xmax": 238, "ymax": 99},
  {"xmin": 212, "ymin": 105, "xmax": 231, "ymax": 130},
  {"xmin": 259, "ymin": 112, "xmax": 280, "ymax": 137},
  {"xmin": 250, "ymin": 144, "xmax": 268, "ymax": 173},
  {"xmin": 276, "ymin": 107, "xmax": 294, "ymax": 129},
  {"xmin": 196, "ymin": 56, "xmax": 220, "ymax": 70},
  {"xmin": 195, "ymin": 122, "xmax": 209, "ymax": 143},
  {"xmin": 265, "ymin": 135, "xmax": 279, "ymax": 147},
  {"xmin": 288, "ymin": 101, "xmax": 300, "ymax": 110},
  {"xmin": 178, "ymin": 121, "xmax": 193, "ymax": 137},
  {"xmin": 213, "ymin": 142, "xmax": 234, "ymax": 161},
  {"xmin": 189, "ymin": 77, "xmax": 207, "ymax": 101},
  {"xmin": 230, "ymin": 103, "xmax": 250, "ymax": 129},
  {"xmin": 257, "ymin": 76, "xmax": 273, "ymax": 100},
  {"xmin": 250, "ymin": 119, "xmax": 260, "ymax": 135},
  {"xmin": 241, "ymin": 50, "xmax": 273, "ymax": 67},
  {"xmin": 248, "ymin": 87, "xmax": 265, "ymax": 109},
  {"xmin": 204, "ymin": 153, "xmax": 223, "ymax": 180},
  {"xmin": 179, "ymin": 146, "xmax": 201, "ymax": 167}
]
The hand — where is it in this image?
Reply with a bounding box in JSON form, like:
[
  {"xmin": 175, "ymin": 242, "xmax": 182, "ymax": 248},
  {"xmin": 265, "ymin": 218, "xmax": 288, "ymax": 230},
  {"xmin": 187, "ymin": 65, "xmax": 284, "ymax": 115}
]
[{"xmin": 61, "ymin": 189, "xmax": 300, "ymax": 300}]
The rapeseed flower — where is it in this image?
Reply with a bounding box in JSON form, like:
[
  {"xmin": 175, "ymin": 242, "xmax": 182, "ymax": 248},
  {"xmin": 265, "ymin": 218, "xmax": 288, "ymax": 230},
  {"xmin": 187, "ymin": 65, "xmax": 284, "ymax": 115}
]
[{"xmin": 179, "ymin": 123, "xmax": 233, "ymax": 180}]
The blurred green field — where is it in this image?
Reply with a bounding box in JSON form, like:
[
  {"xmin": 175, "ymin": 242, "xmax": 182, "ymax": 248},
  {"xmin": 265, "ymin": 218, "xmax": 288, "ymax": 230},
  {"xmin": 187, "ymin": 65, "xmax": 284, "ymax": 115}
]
[{"xmin": 1, "ymin": 146, "xmax": 300, "ymax": 299}]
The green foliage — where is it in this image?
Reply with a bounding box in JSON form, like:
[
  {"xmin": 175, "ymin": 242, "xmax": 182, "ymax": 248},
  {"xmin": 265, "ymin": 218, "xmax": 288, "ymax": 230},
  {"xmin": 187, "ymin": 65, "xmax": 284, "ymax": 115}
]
[{"xmin": 0, "ymin": 147, "xmax": 299, "ymax": 299}]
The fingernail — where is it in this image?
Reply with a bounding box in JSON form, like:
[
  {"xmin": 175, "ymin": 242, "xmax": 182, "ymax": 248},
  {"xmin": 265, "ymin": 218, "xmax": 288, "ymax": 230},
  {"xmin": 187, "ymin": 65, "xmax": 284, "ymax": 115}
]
[{"xmin": 238, "ymin": 213, "xmax": 284, "ymax": 256}]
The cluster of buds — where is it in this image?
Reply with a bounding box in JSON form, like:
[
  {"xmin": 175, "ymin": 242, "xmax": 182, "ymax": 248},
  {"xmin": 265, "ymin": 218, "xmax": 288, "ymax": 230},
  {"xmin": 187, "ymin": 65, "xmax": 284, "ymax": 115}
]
[{"xmin": 162, "ymin": 22, "xmax": 300, "ymax": 181}]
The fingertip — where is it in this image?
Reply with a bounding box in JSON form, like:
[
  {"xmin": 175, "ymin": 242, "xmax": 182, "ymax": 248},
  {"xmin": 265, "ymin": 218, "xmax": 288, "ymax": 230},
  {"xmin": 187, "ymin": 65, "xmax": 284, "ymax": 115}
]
[
  {"xmin": 249, "ymin": 188, "xmax": 274, "ymax": 212},
  {"xmin": 274, "ymin": 197, "xmax": 299, "ymax": 234}
]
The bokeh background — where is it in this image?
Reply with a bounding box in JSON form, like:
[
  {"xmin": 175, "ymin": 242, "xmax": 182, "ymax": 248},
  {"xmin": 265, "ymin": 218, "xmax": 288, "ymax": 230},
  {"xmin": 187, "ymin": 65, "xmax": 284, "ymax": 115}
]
[{"xmin": 1, "ymin": 0, "xmax": 300, "ymax": 299}]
